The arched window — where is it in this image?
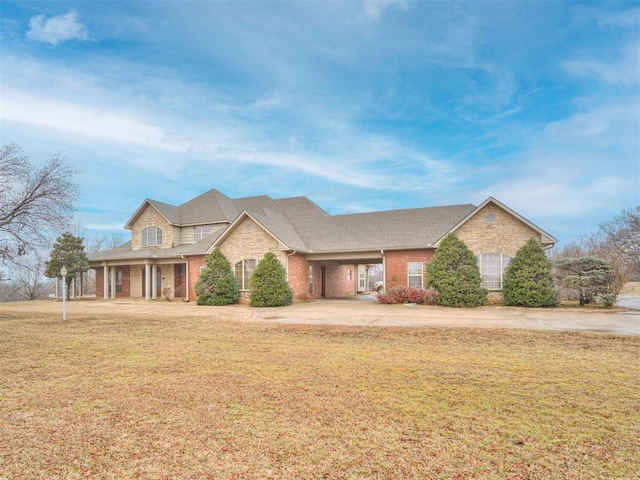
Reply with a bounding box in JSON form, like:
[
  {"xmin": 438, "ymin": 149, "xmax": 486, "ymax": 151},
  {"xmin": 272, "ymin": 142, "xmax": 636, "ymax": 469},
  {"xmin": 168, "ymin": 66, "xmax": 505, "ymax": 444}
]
[
  {"xmin": 235, "ymin": 259, "xmax": 257, "ymax": 290},
  {"xmin": 478, "ymin": 253, "xmax": 511, "ymax": 290},
  {"xmin": 142, "ymin": 226, "xmax": 163, "ymax": 247}
]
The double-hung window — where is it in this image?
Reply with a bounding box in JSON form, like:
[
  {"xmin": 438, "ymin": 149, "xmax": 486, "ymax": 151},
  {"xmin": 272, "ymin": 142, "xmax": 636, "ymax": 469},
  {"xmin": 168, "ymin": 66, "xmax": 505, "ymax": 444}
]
[
  {"xmin": 478, "ymin": 253, "xmax": 511, "ymax": 290},
  {"xmin": 142, "ymin": 226, "xmax": 162, "ymax": 247},
  {"xmin": 235, "ymin": 259, "xmax": 257, "ymax": 290},
  {"xmin": 194, "ymin": 226, "xmax": 211, "ymax": 242},
  {"xmin": 407, "ymin": 261, "xmax": 423, "ymax": 289}
]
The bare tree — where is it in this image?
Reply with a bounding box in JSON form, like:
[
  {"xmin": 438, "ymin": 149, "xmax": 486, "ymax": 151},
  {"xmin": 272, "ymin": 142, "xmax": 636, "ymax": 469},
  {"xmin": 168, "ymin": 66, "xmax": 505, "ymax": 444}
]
[
  {"xmin": 85, "ymin": 230, "xmax": 126, "ymax": 252},
  {"xmin": 9, "ymin": 254, "xmax": 55, "ymax": 300},
  {"xmin": 0, "ymin": 144, "xmax": 78, "ymax": 265},
  {"xmin": 599, "ymin": 206, "xmax": 640, "ymax": 279}
]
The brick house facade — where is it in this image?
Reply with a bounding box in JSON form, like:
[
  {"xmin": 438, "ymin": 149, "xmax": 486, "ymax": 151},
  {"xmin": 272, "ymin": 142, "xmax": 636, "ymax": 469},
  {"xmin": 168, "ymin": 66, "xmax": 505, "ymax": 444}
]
[{"xmin": 88, "ymin": 190, "xmax": 556, "ymax": 302}]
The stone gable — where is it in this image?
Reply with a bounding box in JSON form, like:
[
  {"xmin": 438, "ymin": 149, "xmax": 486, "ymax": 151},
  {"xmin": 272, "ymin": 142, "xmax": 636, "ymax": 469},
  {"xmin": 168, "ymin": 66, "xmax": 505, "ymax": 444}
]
[
  {"xmin": 455, "ymin": 203, "xmax": 540, "ymax": 257},
  {"xmin": 130, "ymin": 205, "xmax": 174, "ymax": 250}
]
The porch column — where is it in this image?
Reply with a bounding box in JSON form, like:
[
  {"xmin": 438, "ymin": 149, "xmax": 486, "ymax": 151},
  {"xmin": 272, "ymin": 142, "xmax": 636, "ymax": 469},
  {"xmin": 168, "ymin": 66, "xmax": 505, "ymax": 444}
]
[
  {"xmin": 103, "ymin": 265, "xmax": 109, "ymax": 299},
  {"xmin": 110, "ymin": 266, "xmax": 116, "ymax": 299},
  {"xmin": 55, "ymin": 278, "xmax": 59, "ymax": 298},
  {"xmin": 184, "ymin": 261, "xmax": 189, "ymax": 302},
  {"xmin": 145, "ymin": 264, "xmax": 151, "ymax": 300},
  {"xmin": 71, "ymin": 277, "xmax": 76, "ymax": 299},
  {"xmin": 151, "ymin": 264, "xmax": 158, "ymax": 300},
  {"xmin": 79, "ymin": 272, "xmax": 83, "ymax": 297}
]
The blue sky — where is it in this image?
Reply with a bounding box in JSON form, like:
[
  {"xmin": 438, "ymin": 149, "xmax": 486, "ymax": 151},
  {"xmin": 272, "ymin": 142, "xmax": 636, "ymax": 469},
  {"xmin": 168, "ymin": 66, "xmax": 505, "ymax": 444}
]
[{"xmin": 1, "ymin": 0, "xmax": 638, "ymax": 246}]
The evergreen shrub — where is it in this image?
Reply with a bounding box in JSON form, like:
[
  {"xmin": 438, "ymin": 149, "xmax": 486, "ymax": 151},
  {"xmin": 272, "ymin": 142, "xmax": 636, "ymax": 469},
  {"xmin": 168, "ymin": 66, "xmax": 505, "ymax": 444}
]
[
  {"xmin": 503, "ymin": 238, "xmax": 558, "ymax": 307},
  {"xmin": 250, "ymin": 252, "xmax": 293, "ymax": 307},
  {"xmin": 426, "ymin": 234, "xmax": 487, "ymax": 307}
]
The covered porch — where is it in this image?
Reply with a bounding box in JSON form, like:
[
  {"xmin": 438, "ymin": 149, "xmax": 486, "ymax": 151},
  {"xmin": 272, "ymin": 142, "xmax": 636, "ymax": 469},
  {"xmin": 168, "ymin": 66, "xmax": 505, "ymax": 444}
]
[{"xmin": 92, "ymin": 259, "xmax": 189, "ymax": 301}]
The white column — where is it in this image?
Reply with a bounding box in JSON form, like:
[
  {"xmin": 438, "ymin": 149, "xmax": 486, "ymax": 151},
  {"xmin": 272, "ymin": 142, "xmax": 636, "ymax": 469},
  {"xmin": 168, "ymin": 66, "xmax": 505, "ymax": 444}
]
[
  {"xmin": 103, "ymin": 265, "xmax": 109, "ymax": 299},
  {"xmin": 184, "ymin": 261, "xmax": 189, "ymax": 302},
  {"xmin": 55, "ymin": 278, "xmax": 60, "ymax": 298},
  {"xmin": 151, "ymin": 264, "xmax": 157, "ymax": 300},
  {"xmin": 110, "ymin": 266, "xmax": 116, "ymax": 299},
  {"xmin": 145, "ymin": 264, "xmax": 151, "ymax": 300}
]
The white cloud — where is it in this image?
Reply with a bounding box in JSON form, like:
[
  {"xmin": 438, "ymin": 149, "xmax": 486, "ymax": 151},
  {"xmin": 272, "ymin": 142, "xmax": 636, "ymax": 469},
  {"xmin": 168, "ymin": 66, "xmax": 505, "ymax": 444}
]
[
  {"xmin": 26, "ymin": 10, "xmax": 88, "ymax": 45},
  {"xmin": 362, "ymin": 0, "xmax": 409, "ymax": 20},
  {"xmin": 2, "ymin": 90, "xmax": 182, "ymax": 153},
  {"xmin": 597, "ymin": 7, "xmax": 640, "ymax": 29},
  {"xmin": 563, "ymin": 40, "xmax": 640, "ymax": 86}
]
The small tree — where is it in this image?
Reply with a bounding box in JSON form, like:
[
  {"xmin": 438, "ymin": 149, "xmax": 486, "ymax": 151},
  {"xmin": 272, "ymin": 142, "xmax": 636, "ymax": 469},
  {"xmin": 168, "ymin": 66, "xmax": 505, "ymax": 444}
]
[
  {"xmin": 250, "ymin": 252, "xmax": 293, "ymax": 307},
  {"xmin": 554, "ymin": 257, "xmax": 616, "ymax": 307},
  {"xmin": 44, "ymin": 232, "xmax": 89, "ymax": 299},
  {"xmin": 503, "ymin": 239, "xmax": 558, "ymax": 307},
  {"xmin": 195, "ymin": 248, "xmax": 239, "ymax": 306},
  {"xmin": 426, "ymin": 233, "xmax": 486, "ymax": 307}
]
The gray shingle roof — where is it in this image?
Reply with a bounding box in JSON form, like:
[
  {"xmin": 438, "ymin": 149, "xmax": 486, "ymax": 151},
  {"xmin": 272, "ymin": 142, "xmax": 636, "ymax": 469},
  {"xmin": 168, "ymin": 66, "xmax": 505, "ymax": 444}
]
[{"xmin": 91, "ymin": 190, "xmax": 530, "ymax": 264}]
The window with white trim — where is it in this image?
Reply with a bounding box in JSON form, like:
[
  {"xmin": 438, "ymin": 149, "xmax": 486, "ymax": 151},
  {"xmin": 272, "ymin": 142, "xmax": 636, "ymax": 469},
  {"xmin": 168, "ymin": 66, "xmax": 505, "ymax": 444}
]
[
  {"xmin": 235, "ymin": 259, "xmax": 257, "ymax": 290},
  {"xmin": 142, "ymin": 226, "xmax": 162, "ymax": 247},
  {"xmin": 407, "ymin": 261, "xmax": 423, "ymax": 289},
  {"xmin": 308, "ymin": 265, "xmax": 314, "ymax": 295},
  {"xmin": 193, "ymin": 226, "xmax": 211, "ymax": 242},
  {"xmin": 478, "ymin": 253, "xmax": 511, "ymax": 290},
  {"xmin": 115, "ymin": 270, "xmax": 123, "ymax": 294}
]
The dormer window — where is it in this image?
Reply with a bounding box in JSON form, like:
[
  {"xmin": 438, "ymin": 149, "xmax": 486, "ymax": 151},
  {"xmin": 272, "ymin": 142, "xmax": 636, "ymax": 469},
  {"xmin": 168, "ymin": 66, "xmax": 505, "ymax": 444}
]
[
  {"xmin": 142, "ymin": 226, "xmax": 162, "ymax": 247},
  {"xmin": 194, "ymin": 225, "xmax": 211, "ymax": 242}
]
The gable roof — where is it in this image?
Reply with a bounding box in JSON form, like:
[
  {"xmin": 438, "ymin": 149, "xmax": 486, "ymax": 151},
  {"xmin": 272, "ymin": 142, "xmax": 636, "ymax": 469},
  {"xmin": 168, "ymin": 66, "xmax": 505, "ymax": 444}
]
[
  {"xmin": 438, "ymin": 196, "xmax": 558, "ymax": 248},
  {"xmin": 90, "ymin": 190, "xmax": 557, "ymax": 264},
  {"xmin": 124, "ymin": 189, "xmax": 238, "ymax": 229}
]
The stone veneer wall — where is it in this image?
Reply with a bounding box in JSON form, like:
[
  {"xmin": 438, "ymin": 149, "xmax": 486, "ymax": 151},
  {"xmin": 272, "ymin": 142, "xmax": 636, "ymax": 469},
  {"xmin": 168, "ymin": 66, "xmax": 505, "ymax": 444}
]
[
  {"xmin": 131, "ymin": 205, "xmax": 175, "ymax": 250},
  {"xmin": 454, "ymin": 204, "xmax": 541, "ymax": 257}
]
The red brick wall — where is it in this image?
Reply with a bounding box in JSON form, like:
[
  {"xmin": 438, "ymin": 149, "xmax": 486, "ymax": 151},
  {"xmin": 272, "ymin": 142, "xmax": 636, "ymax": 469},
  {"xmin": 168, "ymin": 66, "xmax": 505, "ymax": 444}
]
[
  {"xmin": 187, "ymin": 255, "xmax": 206, "ymax": 302},
  {"xmin": 287, "ymin": 253, "xmax": 310, "ymax": 301},
  {"xmin": 324, "ymin": 263, "xmax": 356, "ymax": 297},
  {"xmin": 384, "ymin": 249, "xmax": 434, "ymax": 289},
  {"xmin": 118, "ymin": 266, "xmax": 131, "ymax": 297},
  {"xmin": 95, "ymin": 267, "xmax": 104, "ymax": 298}
]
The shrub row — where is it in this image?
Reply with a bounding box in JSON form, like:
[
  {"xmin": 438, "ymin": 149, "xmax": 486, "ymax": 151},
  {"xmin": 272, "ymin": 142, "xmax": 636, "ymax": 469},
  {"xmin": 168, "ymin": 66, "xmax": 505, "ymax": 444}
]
[{"xmin": 377, "ymin": 286, "xmax": 441, "ymax": 305}]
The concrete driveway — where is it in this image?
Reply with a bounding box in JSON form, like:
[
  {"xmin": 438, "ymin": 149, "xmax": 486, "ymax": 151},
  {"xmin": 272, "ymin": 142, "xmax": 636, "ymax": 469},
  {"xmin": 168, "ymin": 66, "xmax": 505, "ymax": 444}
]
[{"xmin": 252, "ymin": 297, "xmax": 640, "ymax": 335}]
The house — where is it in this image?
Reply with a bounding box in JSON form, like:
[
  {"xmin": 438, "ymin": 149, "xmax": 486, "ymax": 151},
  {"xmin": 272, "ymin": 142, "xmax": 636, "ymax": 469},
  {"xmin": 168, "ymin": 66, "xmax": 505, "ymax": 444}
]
[{"xmin": 87, "ymin": 189, "xmax": 557, "ymax": 302}]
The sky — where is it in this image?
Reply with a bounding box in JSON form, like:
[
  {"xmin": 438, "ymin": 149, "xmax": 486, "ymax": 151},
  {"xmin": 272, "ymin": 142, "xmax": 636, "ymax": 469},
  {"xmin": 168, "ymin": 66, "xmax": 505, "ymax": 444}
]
[{"xmin": 1, "ymin": 0, "xmax": 639, "ymax": 247}]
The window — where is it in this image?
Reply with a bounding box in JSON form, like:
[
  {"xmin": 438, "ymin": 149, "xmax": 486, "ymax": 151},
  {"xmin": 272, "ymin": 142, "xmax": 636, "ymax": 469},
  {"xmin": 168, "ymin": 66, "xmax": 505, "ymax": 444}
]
[
  {"xmin": 478, "ymin": 253, "xmax": 511, "ymax": 290},
  {"xmin": 308, "ymin": 265, "xmax": 314, "ymax": 295},
  {"xmin": 194, "ymin": 225, "xmax": 211, "ymax": 242},
  {"xmin": 142, "ymin": 226, "xmax": 162, "ymax": 247},
  {"xmin": 235, "ymin": 259, "xmax": 257, "ymax": 290},
  {"xmin": 115, "ymin": 270, "xmax": 123, "ymax": 294},
  {"xmin": 407, "ymin": 261, "xmax": 423, "ymax": 289}
]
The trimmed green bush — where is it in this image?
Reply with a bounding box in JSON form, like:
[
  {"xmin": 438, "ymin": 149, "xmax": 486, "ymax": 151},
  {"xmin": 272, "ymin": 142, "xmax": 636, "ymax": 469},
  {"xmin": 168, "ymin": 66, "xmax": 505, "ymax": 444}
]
[
  {"xmin": 426, "ymin": 233, "xmax": 487, "ymax": 307},
  {"xmin": 250, "ymin": 252, "xmax": 293, "ymax": 307},
  {"xmin": 196, "ymin": 248, "xmax": 239, "ymax": 305},
  {"xmin": 503, "ymin": 238, "xmax": 558, "ymax": 307}
]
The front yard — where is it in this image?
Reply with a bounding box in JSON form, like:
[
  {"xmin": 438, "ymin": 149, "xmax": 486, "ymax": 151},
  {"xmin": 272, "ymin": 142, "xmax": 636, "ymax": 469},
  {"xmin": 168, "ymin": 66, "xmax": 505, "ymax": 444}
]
[{"xmin": 1, "ymin": 303, "xmax": 638, "ymax": 479}]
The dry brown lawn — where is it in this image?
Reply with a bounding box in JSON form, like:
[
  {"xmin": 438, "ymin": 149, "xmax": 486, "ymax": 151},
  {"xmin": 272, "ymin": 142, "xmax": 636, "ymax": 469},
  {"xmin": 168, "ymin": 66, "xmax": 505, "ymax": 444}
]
[{"xmin": 1, "ymin": 301, "xmax": 639, "ymax": 479}]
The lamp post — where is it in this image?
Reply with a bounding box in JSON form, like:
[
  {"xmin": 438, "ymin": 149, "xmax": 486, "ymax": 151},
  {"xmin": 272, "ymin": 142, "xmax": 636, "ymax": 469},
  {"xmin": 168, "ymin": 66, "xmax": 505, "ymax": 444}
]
[{"xmin": 61, "ymin": 265, "xmax": 67, "ymax": 321}]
